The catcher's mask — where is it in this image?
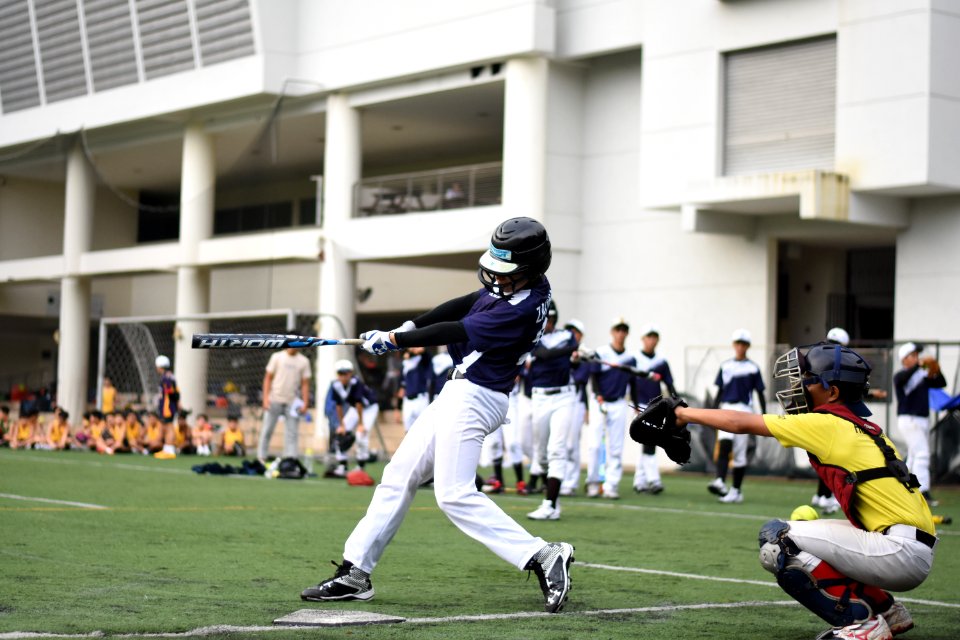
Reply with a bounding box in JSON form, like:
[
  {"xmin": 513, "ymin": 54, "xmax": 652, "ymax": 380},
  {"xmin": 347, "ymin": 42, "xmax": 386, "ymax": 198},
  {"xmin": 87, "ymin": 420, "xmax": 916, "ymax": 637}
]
[
  {"xmin": 478, "ymin": 217, "xmax": 551, "ymax": 298},
  {"xmin": 773, "ymin": 342, "xmax": 872, "ymax": 415}
]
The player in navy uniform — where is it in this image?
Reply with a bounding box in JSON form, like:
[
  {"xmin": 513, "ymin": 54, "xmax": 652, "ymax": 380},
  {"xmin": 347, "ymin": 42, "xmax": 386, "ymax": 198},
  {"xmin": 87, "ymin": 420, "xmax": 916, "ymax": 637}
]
[
  {"xmin": 301, "ymin": 217, "xmax": 574, "ymax": 613},
  {"xmin": 585, "ymin": 317, "xmax": 635, "ymax": 499},
  {"xmin": 323, "ymin": 360, "xmax": 372, "ymax": 476},
  {"xmin": 561, "ymin": 319, "xmax": 588, "ymax": 496},
  {"xmin": 630, "ymin": 325, "xmax": 676, "ymax": 494},
  {"xmin": 707, "ymin": 329, "xmax": 766, "ymax": 503},
  {"xmin": 526, "ymin": 301, "xmax": 580, "ymax": 518},
  {"xmin": 399, "ymin": 347, "xmax": 433, "ymax": 432},
  {"xmin": 893, "ymin": 342, "xmax": 946, "ymax": 507}
]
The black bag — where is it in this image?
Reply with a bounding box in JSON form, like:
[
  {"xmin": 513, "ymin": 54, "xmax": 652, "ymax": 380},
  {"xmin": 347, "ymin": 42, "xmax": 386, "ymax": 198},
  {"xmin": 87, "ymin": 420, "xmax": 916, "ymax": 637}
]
[{"xmin": 277, "ymin": 457, "xmax": 308, "ymax": 480}]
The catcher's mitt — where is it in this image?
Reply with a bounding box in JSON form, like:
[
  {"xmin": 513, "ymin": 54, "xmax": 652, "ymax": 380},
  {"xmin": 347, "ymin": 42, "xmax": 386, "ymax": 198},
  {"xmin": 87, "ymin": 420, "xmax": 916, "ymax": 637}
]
[
  {"xmin": 921, "ymin": 356, "xmax": 941, "ymax": 377},
  {"xmin": 335, "ymin": 431, "xmax": 357, "ymax": 452},
  {"xmin": 629, "ymin": 394, "xmax": 691, "ymax": 464}
]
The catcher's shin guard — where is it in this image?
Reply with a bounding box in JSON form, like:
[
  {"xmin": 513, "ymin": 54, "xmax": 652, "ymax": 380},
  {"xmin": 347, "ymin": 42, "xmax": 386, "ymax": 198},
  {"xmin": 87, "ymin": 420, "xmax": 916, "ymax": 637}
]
[{"xmin": 758, "ymin": 519, "xmax": 892, "ymax": 627}]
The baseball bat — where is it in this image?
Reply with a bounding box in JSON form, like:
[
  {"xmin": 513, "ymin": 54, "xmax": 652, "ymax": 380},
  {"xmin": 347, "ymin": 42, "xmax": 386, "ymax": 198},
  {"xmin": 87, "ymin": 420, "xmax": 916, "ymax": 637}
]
[{"xmin": 192, "ymin": 333, "xmax": 364, "ymax": 349}]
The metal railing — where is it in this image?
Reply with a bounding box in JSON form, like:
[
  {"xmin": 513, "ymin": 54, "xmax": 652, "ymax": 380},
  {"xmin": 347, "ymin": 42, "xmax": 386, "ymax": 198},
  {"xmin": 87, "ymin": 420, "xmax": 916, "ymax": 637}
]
[{"xmin": 354, "ymin": 162, "xmax": 502, "ymax": 217}]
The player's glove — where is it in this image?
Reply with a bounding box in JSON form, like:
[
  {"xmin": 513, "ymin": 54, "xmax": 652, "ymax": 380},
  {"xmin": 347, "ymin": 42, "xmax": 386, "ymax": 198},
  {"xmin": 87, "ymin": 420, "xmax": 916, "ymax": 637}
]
[
  {"xmin": 360, "ymin": 330, "xmax": 401, "ymax": 355},
  {"xmin": 629, "ymin": 393, "xmax": 691, "ymax": 464}
]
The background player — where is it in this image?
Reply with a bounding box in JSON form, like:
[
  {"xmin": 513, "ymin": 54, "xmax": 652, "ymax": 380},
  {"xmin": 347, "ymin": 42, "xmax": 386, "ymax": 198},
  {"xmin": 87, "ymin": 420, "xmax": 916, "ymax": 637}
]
[
  {"xmin": 893, "ymin": 342, "xmax": 946, "ymax": 507},
  {"xmin": 526, "ymin": 301, "xmax": 580, "ymax": 518},
  {"xmin": 630, "ymin": 324, "xmax": 675, "ymax": 494},
  {"xmin": 399, "ymin": 346, "xmax": 433, "ymax": 432},
  {"xmin": 300, "ymin": 217, "xmax": 574, "ymax": 614},
  {"xmin": 674, "ymin": 342, "xmax": 935, "ymax": 640},
  {"xmin": 153, "ymin": 355, "xmax": 180, "ymax": 459},
  {"xmin": 561, "ymin": 319, "xmax": 587, "ymax": 497},
  {"xmin": 707, "ymin": 329, "xmax": 766, "ymax": 503},
  {"xmin": 584, "ymin": 317, "xmax": 634, "ymax": 499}
]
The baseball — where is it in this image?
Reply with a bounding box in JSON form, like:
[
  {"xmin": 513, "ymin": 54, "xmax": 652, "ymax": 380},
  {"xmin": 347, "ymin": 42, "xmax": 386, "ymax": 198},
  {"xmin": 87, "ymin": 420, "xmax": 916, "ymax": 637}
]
[{"xmin": 790, "ymin": 505, "xmax": 819, "ymax": 521}]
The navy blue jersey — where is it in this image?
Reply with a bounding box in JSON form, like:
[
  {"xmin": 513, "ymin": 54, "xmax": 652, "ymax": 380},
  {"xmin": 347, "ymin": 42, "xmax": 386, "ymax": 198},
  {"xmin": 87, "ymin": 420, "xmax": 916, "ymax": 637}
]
[
  {"xmin": 571, "ymin": 360, "xmax": 590, "ymax": 404},
  {"xmin": 401, "ymin": 353, "xmax": 433, "ymax": 397},
  {"xmin": 449, "ymin": 280, "xmax": 551, "ymax": 394},
  {"xmin": 631, "ymin": 350, "xmax": 673, "ymax": 405},
  {"xmin": 324, "ymin": 377, "xmax": 367, "ymax": 425},
  {"xmin": 715, "ymin": 358, "xmax": 765, "ymax": 406},
  {"xmin": 894, "ymin": 365, "xmax": 946, "ymax": 416},
  {"xmin": 528, "ymin": 327, "xmax": 578, "ymax": 389},
  {"xmin": 589, "ymin": 345, "xmax": 635, "ymax": 401}
]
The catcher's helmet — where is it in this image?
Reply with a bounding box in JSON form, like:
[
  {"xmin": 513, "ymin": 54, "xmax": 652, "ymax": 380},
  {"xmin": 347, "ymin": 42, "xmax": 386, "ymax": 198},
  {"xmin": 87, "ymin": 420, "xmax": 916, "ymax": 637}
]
[
  {"xmin": 774, "ymin": 342, "xmax": 871, "ymax": 415},
  {"xmin": 478, "ymin": 217, "xmax": 551, "ymax": 297},
  {"xmin": 826, "ymin": 327, "xmax": 850, "ymax": 346},
  {"xmin": 155, "ymin": 354, "xmax": 171, "ymax": 369}
]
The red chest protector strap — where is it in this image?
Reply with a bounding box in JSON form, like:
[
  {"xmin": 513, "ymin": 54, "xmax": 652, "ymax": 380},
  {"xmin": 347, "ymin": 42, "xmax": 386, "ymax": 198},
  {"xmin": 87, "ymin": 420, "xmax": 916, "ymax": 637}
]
[{"xmin": 807, "ymin": 404, "xmax": 919, "ymax": 530}]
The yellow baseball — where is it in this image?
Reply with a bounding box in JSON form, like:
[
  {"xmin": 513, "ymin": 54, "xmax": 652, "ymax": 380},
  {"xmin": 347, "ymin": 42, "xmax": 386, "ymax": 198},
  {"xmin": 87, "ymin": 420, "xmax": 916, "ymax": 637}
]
[{"xmin": 790, "ymin": 505, "xmax": 819, "ymax": 521}]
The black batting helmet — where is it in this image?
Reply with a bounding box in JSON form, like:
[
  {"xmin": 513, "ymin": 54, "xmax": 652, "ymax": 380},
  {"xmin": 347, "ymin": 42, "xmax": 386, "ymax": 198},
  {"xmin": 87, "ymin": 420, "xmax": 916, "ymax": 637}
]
[{"xmin": 478, "ymin": 217, "xmax": 551, "ymax": 297}]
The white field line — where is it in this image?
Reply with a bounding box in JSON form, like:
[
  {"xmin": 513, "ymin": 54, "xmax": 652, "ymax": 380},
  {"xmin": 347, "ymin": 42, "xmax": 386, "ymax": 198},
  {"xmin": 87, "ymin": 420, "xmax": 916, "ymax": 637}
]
[
  {"xmin": 580, "ymin": 562, "xmax": 960, "ymax": 608},
  {"xmin": 0, "ymin": 493, "xmax": 107, "ymax": 509},
  {"xmin": 0, "ymin": 601, "xmax": 800, "ymax": 638}
]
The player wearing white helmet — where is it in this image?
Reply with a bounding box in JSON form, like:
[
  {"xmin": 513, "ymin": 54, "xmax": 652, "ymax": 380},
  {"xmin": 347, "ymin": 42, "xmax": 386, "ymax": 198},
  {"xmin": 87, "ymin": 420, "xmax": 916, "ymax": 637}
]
[
  {"xmin": 706, "ymin": 329, "xmax": 766, "ymax": 503},
  {"xmin": 301, "ymin": 217, "xmax": 574, "ymax": 614},
  {"xmin": 323, "ymin": 359, "xmax": 372, "ymax": 477}
]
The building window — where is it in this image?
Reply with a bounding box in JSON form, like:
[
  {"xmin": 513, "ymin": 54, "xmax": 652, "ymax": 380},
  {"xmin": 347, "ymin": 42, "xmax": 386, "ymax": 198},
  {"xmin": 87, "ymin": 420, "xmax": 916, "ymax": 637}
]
[{"xmin": 723, "ymin": 36, "xmax": 836, "ymax": 176}]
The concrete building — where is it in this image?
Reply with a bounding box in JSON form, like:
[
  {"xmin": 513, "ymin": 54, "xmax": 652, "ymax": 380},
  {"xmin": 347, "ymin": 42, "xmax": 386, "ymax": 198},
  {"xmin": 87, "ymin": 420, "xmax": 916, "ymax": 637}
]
[{"xmin": 1, "ymin": 0, "xmax": 957, "ymax": 438}]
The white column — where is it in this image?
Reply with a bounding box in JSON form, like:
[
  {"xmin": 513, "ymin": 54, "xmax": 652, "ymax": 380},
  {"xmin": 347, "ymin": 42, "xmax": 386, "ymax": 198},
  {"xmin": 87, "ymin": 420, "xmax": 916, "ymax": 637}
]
[
  {"xmin": 502, "ymin": 57, "xmax": 548, "ymax": 221},
  {"xmin": 57, "ymin": 139, "xmax": 95, "ymax": 422},
  {"xmin": 174, "ymin": 122, "xmax": 215, "ymax": 417},
  {"xmin": 316, "ymin": 94, "xmax": 360, "ymax": 438}
]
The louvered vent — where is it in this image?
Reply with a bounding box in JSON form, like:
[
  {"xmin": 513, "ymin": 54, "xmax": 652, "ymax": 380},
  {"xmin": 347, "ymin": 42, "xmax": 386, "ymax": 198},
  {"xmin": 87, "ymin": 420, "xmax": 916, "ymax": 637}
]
[
  {"xmin": 84, "ymin": 0, "xmax": 139, "ymax": 91},
  {"xmin": 195, "ymin": 0, "xmax": 254, "ymax": 66},
  {"xmin": 34, "ymin": 0, "xmax": 87, "ymax": 103},
  {"xmin": 0, "ymin": 0, "xmax": 42, "ymax": 112},
  {"xmin": 723, "ymin": 36, "xmax": 837, "ymax": 176},
  {"xmin": 136, "ymin": 0, "xmax": 196, "ymax": 80}
]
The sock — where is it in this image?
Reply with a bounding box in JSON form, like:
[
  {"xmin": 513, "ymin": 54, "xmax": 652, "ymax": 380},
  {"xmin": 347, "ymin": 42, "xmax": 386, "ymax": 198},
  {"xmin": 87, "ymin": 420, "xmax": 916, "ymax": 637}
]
[
  {"xmin": 715, "ymin": 439, "xmax": 732, "ymax": 482},
  {"xmin": 546, "ymin": 477, "xmax": 561, "ymax": 507},
  {"xmin": 162, "ymin": 444, "xmax": 175, "ymax": 454},
  {"xmin": 732, "ymin": 466, "xmax": 746, "ymax": 491},
  {"xmin": 513, "ymin": 462, "xmax": 524, "ymax": 484},
  {"xmin": 493, "ymin": 457, "xmax": 504, "ymax": 484}
]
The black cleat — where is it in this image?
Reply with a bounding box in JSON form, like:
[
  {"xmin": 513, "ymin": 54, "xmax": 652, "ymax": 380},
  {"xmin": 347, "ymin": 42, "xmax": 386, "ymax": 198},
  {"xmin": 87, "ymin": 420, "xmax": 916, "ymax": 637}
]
[
  {"xmin": 525, "ymin": 542, "xmax": 574, "ymax": 613},
  {"xmin": 301, "ymin": 560, "xmax": 375, "ymax": 602}
]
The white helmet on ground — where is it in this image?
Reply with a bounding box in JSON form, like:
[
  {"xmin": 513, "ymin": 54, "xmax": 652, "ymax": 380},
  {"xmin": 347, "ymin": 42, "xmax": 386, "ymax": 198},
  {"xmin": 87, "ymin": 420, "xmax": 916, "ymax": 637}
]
[{"xmin": 155, "ymin": 355, "xmax": 171, "ymax": 369}]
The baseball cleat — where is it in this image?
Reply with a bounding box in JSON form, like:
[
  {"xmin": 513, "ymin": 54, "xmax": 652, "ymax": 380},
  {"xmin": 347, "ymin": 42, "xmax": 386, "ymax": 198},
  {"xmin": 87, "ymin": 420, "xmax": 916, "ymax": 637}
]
[
  {"xmin": 482, "ymin": 478, "xmax": 504, "ymax": 494},
  {"xmin": 708, "ymin": 477, "xmax": 729, "ymax": 496},
  {"xmin": 586, "ymin": 483, "xmax": 601, "ymax": 498},
  {"xmin": 527, "ymin": 499, "xmax": 561, "ymax": 520},
  {"xmin": 816, "ymin": 614, "xmax": 892, "ymax": 640},
  {"xmin": 633, "ymin": 484, "xmax": 648, "ymax": 494},
  {"xmin": 601, "ymin": 488, "xmax": 619, "ymax": 500},
  {"xmin": 525, "ymin": 542, "xmax": 575, "ymax": 613},
  {"xmin": 719, "ymin": 488, "xmax": 743, "ymax": 503},
  {"xmin": 648, "ymin": 482, "xmax": 664, "ymax": 495},
  {"xmin": 300, "ymin": 560, "xmax": 374, "ymax": 602},
  {"xmin": 515, "ymin": 480, "xmax": 528, "ymax": 495},
  {"xmin": 821, "ymin": 496, "xmax": 841, "ymax": 514},
  {"xmin": 881, "ymin": 602, "xmax": 914, "ymax": 636}
]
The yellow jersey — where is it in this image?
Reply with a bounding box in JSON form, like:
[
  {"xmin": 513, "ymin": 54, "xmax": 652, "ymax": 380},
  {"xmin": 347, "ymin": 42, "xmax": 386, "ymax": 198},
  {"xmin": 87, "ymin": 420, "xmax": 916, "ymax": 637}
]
[
  {"xmin": 223, "ymin": 428, "xmax": 244, "ymax": 450},
  {"xmin": 126, "ymin": 421, "xmax": 142, "ymax": 443},
  {"xmin": 765, "ymin": 411, "xmax": 934, "ymax": 535},
  {"xmin": 49, "ymin": 420, "xmax": 68, "ymax": 443}
]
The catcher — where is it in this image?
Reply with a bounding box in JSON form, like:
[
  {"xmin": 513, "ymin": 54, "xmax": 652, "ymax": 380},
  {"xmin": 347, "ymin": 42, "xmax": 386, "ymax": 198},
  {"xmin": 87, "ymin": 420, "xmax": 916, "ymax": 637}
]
[{"xmin": 630, "ymin": 342, "xmax": 937, "ymax": 640}]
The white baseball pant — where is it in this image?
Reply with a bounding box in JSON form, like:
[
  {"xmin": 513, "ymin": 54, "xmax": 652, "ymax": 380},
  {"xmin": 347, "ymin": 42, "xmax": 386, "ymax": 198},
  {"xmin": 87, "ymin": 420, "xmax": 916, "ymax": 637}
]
[
  {"xmin": 716, "ymin": 402, "xmax": 752, "ymax": 468},
  {"xmin": 336, "ymin": 406, "xmax": 371, "ymax": 464},
  {"xmin": 402, "ymin": 392, "xmax": 430, "ymax": 432},
  {"xmin": 586, "ymin": 397, "xmax": 628, "ymax": 494},
  {"xmin": 781, "ymin": 519, "xmax": 935, "ymax": 592},
  {"xmin": 531, "ymin": 388, "xmax": 575, "ymax": 480},
  {"xmin": 561, "ymin": 400, "xmax": 587, "ymax": 494},
  {"xmin": 518, "ymin": 392, "xmax": 539, "ymax": 476},
  {"xmin": 897, "ymin": 415, "xmax": 931, "ymax": 493},
  {"xmin": 343, "ymin": 379, "xmax": 547, "ymax": 573}
]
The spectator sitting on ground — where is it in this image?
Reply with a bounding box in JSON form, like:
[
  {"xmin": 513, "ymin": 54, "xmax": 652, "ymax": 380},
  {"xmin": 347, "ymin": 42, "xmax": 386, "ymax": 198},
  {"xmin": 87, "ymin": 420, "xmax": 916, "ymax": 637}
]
[
  {"xmin": 72, "ymin": 414, "xmax": 93, "ymax": 450},
  {"xmin": 124, "ymin": 409, "xmax": 146, "ymax": 455},
  {"xmin": 192, "ymin": 412, "xmax": 215, "ymax": 456},
  {"xmin": 95, "ymin": 412, "xmax": 123, "ymax": 455},
  {"xmin": 10, "ymin": 407, "xmax": 38, "ymax": 449},
  {"xmin": 41, "ymin": 408, "xmax": 71, "ymax": 450},
  {"xmin": 175, "ymin": 410, "xmax": 196, "ymax": 454},
  {"xmin": 217, "ymin": 412, "xmax": 246, "ymax": 457},
  {"xmin": 87, "ymin": 411, "xmax": 106, "ymax": 451},
  {"xmin": 143, "ymin": 411, "xmax": 164, "ymax": 453}
]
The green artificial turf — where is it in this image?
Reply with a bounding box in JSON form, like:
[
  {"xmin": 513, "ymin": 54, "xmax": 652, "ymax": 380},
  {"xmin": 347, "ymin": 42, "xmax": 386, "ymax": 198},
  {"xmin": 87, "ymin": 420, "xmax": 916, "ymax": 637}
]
[{"xmin": 0, "ymin": 449, "xmax": 957, "ymax": 639}]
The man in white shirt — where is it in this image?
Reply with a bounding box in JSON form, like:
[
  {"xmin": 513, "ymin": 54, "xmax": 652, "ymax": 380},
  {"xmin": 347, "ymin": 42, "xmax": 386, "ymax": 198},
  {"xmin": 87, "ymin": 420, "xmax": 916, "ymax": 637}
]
[{"xmin": 258, "ymin": 348, "xmax": 312, "ymax": 461}]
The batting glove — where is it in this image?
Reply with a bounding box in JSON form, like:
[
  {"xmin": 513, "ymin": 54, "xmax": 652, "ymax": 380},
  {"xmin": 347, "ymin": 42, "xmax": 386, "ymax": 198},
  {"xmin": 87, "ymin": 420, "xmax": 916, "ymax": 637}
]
[
  {"xmin": 393, "ymin": 320, "xmax": 416, "ymax": 333},
  {"xmin": 362, "ymin": 330, "xmax": 401, "ymax": 356}
]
